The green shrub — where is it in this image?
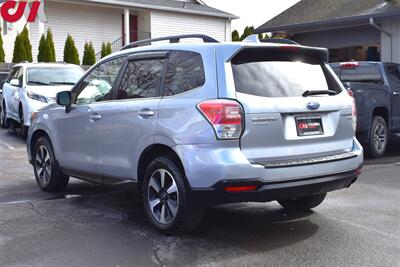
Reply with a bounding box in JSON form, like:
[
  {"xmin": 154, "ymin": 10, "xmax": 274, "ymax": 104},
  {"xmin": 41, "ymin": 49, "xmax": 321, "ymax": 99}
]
[
  {"xmin": 46, "ymin": 28, "xmax": 56, "ymax": 62},
  {"xmin": 20, "ymin": 25, "xmax": 32, "ymax": 62},
  {"xmin": 63, "ymin": 34, "xmax": 80, "ymax": 65},
  {"xmin": 12, "ymin": 34, "xmax": 27, "ymax": 63},
  {"xmin": 82, "ymin": 42, "xmax": 96, "ymax": 65},
  {"xmin": 232, "ymin": 30, "xmax": 240, "ymax": 42},
  {"xmin": 0, "ymin": 33, "xmax": 5, "ymax": 63},
  {"xmin": 101, "ymin": 41, "xmax": 112, "ymax": 58}
]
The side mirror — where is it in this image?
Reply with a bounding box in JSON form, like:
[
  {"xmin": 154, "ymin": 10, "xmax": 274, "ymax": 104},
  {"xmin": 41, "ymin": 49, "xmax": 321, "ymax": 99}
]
[
  {"xmin": 56, "ymin": 91, "xmax": 72, "ymax": 110},
  {"xmin": 10, "ymin": 79, "xmax": 21, "ymax": 87}
]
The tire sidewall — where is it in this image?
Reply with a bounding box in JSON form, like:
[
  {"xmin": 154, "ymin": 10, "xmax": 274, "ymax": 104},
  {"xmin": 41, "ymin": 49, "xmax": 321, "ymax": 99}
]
[
  {"xmin": 142, "ymin": 157, "xmax": 189, "ymax": 231},
  {"xmin": 33, "ymin": 137, "xmax": 59, "ymax": 191},
  {"xmin": 369, "ymin": 116, "xmax": 387, "ymax": 158}
]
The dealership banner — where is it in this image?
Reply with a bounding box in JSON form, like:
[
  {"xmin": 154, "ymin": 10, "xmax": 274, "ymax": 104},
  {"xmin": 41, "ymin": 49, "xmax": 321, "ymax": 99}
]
[{"xmin": 0, "ymin": 0, "xmax": 46, "ymax": 23}]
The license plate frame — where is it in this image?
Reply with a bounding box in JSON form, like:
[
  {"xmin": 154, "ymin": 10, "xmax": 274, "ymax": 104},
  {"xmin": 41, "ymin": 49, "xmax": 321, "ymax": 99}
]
[{"xmin": 295, "ymin": 115, "xmax": 324, "ymax": 136}]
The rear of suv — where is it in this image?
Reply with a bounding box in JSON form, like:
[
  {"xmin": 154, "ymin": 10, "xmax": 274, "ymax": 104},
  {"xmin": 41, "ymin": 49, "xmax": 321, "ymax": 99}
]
[{"xmin": 27, "ymin": 35, "xmax": 363, "ymax": 234}]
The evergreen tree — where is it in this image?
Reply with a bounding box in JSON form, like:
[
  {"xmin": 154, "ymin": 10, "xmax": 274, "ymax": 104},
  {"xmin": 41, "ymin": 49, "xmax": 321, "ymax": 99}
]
[
  {"xmin": 240, "ymin": 26, "xmax": 254, "ymax": 41},
  {"xmin": 101, "ymin": 42, "xmax": 107, "ymax": 58},
  {"xmin": 46, "ymin": 28, "xmax": 56, "ymax": 62},
  {"xmin": 0, "ymin": 33, "xmax": 5, "ymax": 63},
  {"xmin": 37, "ymin": 34, "xmax": 46, "ymax": 62},
  {"xmin": 20, "ymin": 26, "xmax": 32, "ymax": 62},
  {"xmin": 106, "ymin": 42, "xmax": 112, "ymax": 55},
  {"xmin": 232, "ymin": 30, "xmax": 240, "ymax": 42},
  {"xmin": 82, "ymin": 42, "xmax": 96, "ymax": 65},
  {"xmin": 12, "ymin": 34, "xmax": 27, "ymax": 63},
  {"xmin": 63, "ymin": 34, "xmax": 80, "ymax": 65}
]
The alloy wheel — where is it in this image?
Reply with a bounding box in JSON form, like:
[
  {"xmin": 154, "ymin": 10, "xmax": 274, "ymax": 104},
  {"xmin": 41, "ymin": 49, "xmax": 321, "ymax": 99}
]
[
  {"xmin": 147, "ymin": 169, "xmax": 179, "ymax": 224},
  {"xmin": 373, "ymin": 123, "xmax": 387, "ymax": 152},
  {"xmin": 35, "ymin": 145, "xmax": 52, "ymax": 186}
]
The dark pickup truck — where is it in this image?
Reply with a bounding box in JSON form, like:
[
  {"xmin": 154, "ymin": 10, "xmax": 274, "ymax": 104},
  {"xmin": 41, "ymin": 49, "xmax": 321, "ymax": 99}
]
[{"xmin": 330, "ymin": 61, "xmax": 400, "ymax": 158}]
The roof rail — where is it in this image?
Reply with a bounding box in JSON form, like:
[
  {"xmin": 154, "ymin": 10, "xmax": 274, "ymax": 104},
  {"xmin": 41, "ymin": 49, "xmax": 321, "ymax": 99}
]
[
  {"xmin": 120, "ymin": 34, "xmax": 219, "ymax": 50},
  {"xmin": 261, "ymin": 38, "xmax": 299, "ymax": 45}
]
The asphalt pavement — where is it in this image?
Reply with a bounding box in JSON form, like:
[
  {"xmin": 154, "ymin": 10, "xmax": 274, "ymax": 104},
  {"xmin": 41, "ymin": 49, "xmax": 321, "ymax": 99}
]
[{"xmin": 0, "ymin": 128, "xmax": 399, "ymax": 267}]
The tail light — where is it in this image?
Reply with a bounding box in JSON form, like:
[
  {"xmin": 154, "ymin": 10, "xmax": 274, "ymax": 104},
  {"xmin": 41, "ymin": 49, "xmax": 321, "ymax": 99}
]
[
  {"xmin": 347, "ymin": 89, "xmax": 357, "ymax": 132},
  {"xmin": 197, "ymin": 99, "xmax": 243, "ymax": 140}
]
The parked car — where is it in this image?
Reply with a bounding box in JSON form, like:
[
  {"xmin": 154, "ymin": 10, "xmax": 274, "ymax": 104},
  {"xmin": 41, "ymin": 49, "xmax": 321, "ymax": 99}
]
[
  {"xmin": 0, "ymin": 70, "xmax": 10, "ymax": 125},
  {"xmin": 0, "ymin": 63, "xmax": 84, "ymax": 136},
  {"xmin": 27, "ymin": 35, "xmax": 363, "ymax": 234},
  {"xmin": 330, "ymin": 61, "xmax": 400, "ymax": 158}
]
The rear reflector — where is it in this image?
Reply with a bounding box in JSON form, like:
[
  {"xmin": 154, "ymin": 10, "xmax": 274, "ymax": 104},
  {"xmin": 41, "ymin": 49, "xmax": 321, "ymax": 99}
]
[
  {"xmin": 225, "ymin": 185, "xmax": 258, "ymax": 193},
  {"xmin": 198, "ymin": 99, "xmax": 243, "ymax": 140},
  {"xmin": 340, "ymin": 62, "xmax": 359, "ymax": 68}
]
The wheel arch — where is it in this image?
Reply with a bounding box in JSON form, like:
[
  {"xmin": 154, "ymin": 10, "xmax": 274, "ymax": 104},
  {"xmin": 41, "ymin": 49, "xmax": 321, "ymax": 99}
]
[
  {"xmin": 30, "ymin": 128, "xmax": 52, "ymax": 159},
  {"xmin": 372, "ymin": 106, "xmax": 390, "ymax": 128},
  {"xmin": 137, "ymin": 144, "xmax": 186, "ymax": 185}
]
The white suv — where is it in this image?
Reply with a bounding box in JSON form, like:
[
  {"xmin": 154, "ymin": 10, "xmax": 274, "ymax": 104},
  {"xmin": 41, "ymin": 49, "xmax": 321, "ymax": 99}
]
[{"xmin": 0, "ymin": 63, "xmax": 84, "ymax": 136}]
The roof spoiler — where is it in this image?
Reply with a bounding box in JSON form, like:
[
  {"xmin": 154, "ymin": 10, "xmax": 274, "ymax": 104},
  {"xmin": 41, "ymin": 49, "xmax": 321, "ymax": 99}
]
[{"xmin": 242, "ymin": 34, "xmax": 299, "ymax": 45}]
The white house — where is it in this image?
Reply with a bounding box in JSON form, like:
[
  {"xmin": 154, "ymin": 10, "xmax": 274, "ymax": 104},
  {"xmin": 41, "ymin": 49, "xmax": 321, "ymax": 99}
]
[{"xmin": 1, "ymin": 0, "xmax": 237, "ymax": 63}]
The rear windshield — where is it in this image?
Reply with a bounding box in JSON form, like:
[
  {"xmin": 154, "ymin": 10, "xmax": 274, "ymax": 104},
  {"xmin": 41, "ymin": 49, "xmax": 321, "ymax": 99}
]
[
  {"xmin": 232, "ymin": 61, "xmax": 338, "ymax": 98},
  {"xmin": 332, "ymin": 66, "xmax": 383, "ymax": 85},
  {"xmin": 27, "ymin": 67, "xmax": 84, "ymax": 86}
]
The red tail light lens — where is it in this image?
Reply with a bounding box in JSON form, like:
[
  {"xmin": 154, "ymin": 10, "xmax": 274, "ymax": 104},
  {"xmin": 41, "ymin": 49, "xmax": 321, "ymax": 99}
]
[{"xmin": 198, "ymin": 99, "xmax": 243, "ymax": 140}]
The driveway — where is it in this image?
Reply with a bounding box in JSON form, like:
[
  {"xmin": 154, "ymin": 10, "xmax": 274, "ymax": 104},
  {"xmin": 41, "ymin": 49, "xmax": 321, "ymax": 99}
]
[{"xmin": 0, "ymin": 128, "xmax": 399, "ymax": 267}]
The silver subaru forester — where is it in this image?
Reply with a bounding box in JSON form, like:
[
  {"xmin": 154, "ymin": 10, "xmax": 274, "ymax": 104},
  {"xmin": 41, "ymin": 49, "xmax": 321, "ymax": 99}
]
[{"xmin": 27, "ymin": 35, "xmax": 363, "ymax": 234}]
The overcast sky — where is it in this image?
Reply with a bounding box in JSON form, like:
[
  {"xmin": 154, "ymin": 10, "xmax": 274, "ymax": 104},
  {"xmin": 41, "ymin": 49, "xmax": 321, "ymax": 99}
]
[{"xmin": 202, "ymin": 0, "xmax": 301, "ymax": 33}]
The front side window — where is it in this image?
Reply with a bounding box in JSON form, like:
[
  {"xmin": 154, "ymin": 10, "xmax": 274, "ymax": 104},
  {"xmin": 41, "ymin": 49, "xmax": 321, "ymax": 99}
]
[
  {"xmin": 117, "ymin": 59, "xmax": 165, "ymax": 99},
  {"xmin": 27, "ymin": 67, "xmax": 84, "ymax": 86},
  {"xmin": 8, "ymin": 67, "xmax": 20, "ymax": 82},
  {"xmin": 76, "ymin": 57, "xmax": 125, "ymax": 105},
  {"xmin": 164, "ymin": 51, "xmax": 205, "ymax": 96}
]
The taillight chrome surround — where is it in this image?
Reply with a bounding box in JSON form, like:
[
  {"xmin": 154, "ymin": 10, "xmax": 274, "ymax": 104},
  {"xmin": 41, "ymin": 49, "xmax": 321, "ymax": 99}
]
[{"xmin": 197, "ymin": 99, "xmax": 244, "ymax": 140}]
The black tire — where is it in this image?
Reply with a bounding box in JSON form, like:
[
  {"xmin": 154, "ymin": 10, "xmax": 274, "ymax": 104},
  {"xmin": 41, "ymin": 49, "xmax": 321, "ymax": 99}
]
[
  {"xmin": 366, "ymin": 116, "xmax": 388, "ymax": 158},
  {"xmin": 142, "ymin": 157, "xmax": 203, "ymax": 235},
  {"xmin": 0, "ymin": 101, "xmax": 8, "ymax": 129},
  {"xmin": 278, "ymin": 193, "xmax": 327, "ymax": 211},
  {"xmin": 33, "ymin": 136, "xmax": 69, "ymax": 192},
  {"xmin": 19, "ymin": 106, "xmax": 28, "ymax": 139}
]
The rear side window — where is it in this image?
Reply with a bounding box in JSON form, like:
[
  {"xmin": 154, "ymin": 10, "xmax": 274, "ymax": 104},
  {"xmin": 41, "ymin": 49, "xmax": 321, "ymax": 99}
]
[
  {"xmin": 333, "ymin": 66, "xmax": 383, "ymax": 85},
  {"xmin": 232, "ymin": 61, "xmax": 335, "ymax": 98},
  {"xmin": 117, "ymin": 59, "xmax": 165, "ymax": 99},
  {"xmin": 386, "ymin": 65, "xmax": 400, "ymax": 85},
  {"xmin": 164, "ymin": 51, "xmax": 205, "ymax": 96}
]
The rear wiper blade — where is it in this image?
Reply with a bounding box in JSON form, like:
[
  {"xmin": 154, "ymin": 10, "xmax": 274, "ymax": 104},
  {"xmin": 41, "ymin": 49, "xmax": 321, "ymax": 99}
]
[
  {"xmin": 28, "ymin": 81, "xmax": 50, "ymax": 85},
  {"xmin": 302, "ymin": 90, "xmax": 337, "ymax": 97},
  {"xmin": 49, "ymin": 82, "xmax": 76, "ymax": 85}
]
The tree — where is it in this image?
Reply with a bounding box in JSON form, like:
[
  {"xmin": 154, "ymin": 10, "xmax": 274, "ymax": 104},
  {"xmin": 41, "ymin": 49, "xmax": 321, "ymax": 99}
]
[
  {"xmin": 101, "ymin": 41, "xmax": 112, "ymax": 58},
  {"xmin": 20, "ymin": 25, "xmax": 32, "ymax": 62},
  {"xmin": 240, "ymin": 26, "xmax": 254, "ymax": 41},
  {"xmin": 63, "ymin": 34, "xmax": 80, "ymax": 65},
  {"xmin": 0, "ymin": 33, "xmax": 5, "ymax": 63},
  {"xmin": 46, "ymin": 28, "xmax": 56, "ymax": 62},
  {"xmin": 232, "ymin": 30, "xmax": 240, "ymax": 42},
  {"xmin": 82, "ymin": 42, "xmax": 96, "ymax": 65},
  {"xmin": 106, "ymin": 42, "xmax": 112, "ymax": 55},
  {"xmin": 12, "ymin": 34, "xmax": 28, "ymax": 63},
  {"xmin": 37, "ymin": 34, "xmax": 46, "ymax": 62}
]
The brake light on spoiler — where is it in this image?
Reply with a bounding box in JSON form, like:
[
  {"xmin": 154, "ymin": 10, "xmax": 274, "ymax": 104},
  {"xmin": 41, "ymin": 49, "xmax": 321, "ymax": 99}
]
[{"xmin": 340, "ymin": 62, "xmax": 359, "ymax": 68}]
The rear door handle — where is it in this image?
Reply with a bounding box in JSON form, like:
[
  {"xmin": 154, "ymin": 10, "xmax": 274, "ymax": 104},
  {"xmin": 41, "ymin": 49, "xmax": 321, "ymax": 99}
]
[
  {"xmin": 89, "ymin": 113, "xmax": 102, "ymax": 121},
  {"xmin": 138, "ymin": 109, "xmax": 155, "ymax": 117},
  {"xmin": 393, "ymin": 92, "xmax": 400, "ymax": 96}
]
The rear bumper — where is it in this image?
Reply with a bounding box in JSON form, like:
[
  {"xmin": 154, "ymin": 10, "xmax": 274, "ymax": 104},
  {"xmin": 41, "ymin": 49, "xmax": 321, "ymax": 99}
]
[{"xmin": 192, "ymin": 168, "xmax": 360, "ymax": 207}]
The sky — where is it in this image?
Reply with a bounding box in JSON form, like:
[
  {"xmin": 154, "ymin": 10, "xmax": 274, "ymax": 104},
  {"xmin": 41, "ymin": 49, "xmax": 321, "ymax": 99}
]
[{"xmin": 202, "ymin": 0, "xmax": 301, "ymax": 33}]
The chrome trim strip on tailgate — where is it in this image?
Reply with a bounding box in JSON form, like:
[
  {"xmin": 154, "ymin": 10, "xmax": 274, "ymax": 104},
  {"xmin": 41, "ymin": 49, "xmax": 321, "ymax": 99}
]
[{"xmin": 256, "ymin": 152, "xmax": 358, "ymax": 169}]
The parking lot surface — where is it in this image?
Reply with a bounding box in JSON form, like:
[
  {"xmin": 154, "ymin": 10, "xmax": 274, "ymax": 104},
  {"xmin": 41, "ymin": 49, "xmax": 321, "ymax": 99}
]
[{"xmin": 0, "ymin": 128, "xmax": 399, "ymax": 267}]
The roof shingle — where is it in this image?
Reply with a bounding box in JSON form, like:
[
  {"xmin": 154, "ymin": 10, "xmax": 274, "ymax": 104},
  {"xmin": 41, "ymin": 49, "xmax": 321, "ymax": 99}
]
[{"xmin": 256, "ymin": 0, "xmax": 400, "ymax": 33}]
